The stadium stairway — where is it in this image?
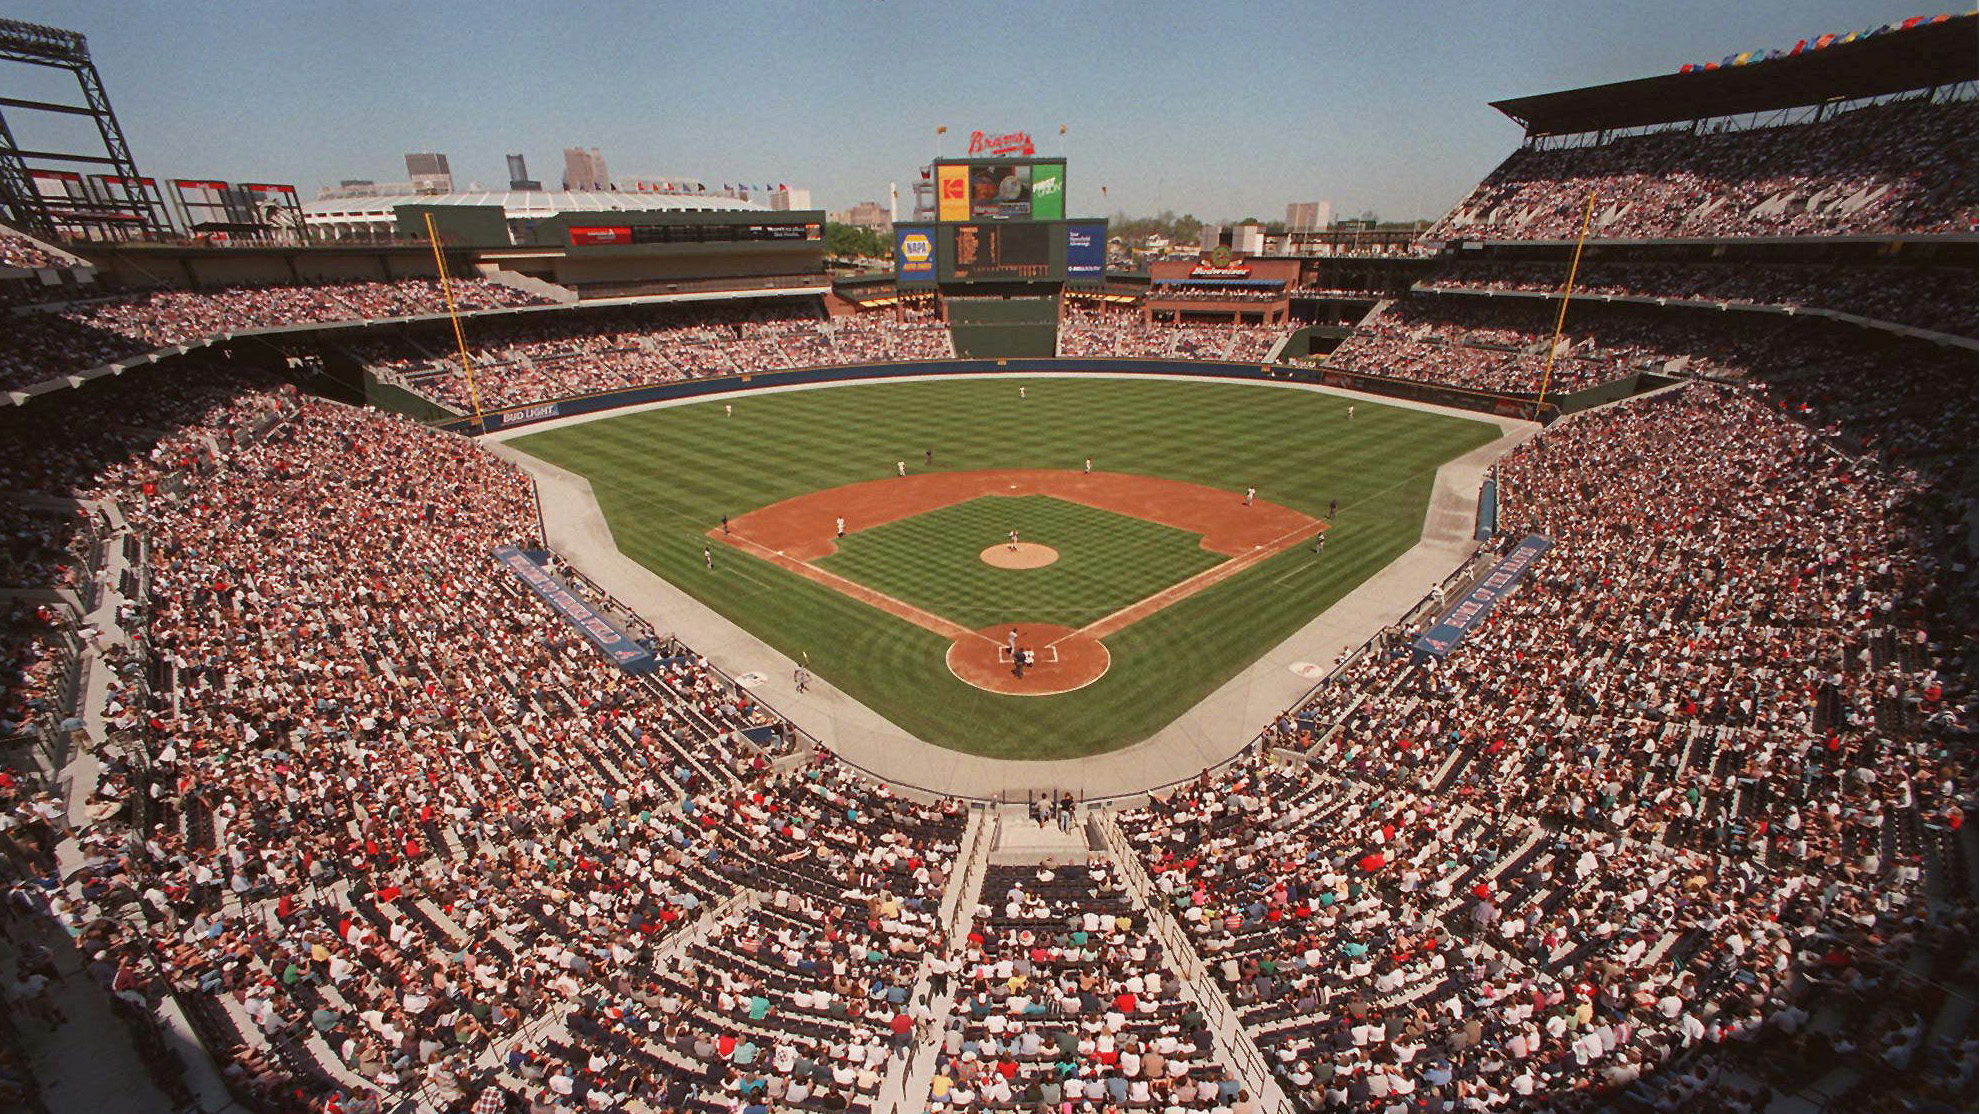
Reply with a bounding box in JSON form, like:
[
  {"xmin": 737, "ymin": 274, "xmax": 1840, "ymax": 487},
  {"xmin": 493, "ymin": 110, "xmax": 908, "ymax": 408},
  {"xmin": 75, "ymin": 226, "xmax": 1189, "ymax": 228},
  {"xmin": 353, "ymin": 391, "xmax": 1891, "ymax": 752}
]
[
  {"xmin": 1093, "ymin": 810, "xmax": 1293, "ymax": 1113},
  {"xmin": 886, "ymin": 807, "xmax": 992, "ymax": 1114}
]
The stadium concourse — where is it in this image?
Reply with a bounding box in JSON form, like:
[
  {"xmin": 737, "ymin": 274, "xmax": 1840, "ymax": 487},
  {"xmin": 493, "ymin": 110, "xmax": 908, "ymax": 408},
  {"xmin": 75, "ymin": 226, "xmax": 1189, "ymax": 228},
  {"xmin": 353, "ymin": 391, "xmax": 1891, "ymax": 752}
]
[{"xmin": 0, "ymin": 29, "xmax": 1974, "ymax": 1114}]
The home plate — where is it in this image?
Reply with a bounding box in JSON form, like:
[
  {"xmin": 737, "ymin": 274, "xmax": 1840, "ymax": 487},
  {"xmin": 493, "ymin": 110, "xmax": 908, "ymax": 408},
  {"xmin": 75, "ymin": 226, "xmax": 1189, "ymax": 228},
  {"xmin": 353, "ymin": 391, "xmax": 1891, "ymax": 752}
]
[
  {"xmin": 734, "ymin": 671, "xmax": 769, "ymax": 688},
  {"xmin": 1289, "ymin": 662, "xmax": 1326, "ymax": 679}
]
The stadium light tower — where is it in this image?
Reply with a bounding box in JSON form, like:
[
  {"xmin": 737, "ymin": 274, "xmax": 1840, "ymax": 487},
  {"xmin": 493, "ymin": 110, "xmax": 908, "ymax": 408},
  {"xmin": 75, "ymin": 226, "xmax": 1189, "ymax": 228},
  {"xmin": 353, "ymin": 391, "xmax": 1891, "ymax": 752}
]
[{"xmin": 0, "ymin": 17, "xmax": 170, "ymax": 239}]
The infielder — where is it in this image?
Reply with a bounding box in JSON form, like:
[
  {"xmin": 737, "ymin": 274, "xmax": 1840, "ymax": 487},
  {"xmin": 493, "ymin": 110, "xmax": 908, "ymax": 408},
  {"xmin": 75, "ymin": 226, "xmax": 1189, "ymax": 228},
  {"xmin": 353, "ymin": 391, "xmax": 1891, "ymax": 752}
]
[
  {"xmin": 703, "ymin": 545, "xmax": 714, "ymax": 570},
  {"xmin": 1084, "ymin": 457, "xmax": 1092, "ymax": 475},
  {"xmin": 896, "ymin": 460, "xmax": 906, "ymax": 477},
  {"xmin": 836, "ymin": 517, "xmax": 846, "ymax": 538},
  {"xmin": 1244, "ymin": 485, "xmax": 1256, "ymax": 506}
]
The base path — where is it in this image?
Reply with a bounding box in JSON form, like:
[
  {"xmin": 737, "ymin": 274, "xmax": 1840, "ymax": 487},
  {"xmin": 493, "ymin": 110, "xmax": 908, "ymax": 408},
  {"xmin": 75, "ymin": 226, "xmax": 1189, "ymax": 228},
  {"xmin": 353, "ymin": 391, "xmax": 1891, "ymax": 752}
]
[
  {"xmin": 716, "ymin": 469, "xmax": 1323, "ymax": 695},
  {"xmin": 947, "ymin": 623, "xmax": 1110, "ymax": 696},
  {"xmin": 725, "ymin": 470, "xmax": 1317, "ymax": 560}
]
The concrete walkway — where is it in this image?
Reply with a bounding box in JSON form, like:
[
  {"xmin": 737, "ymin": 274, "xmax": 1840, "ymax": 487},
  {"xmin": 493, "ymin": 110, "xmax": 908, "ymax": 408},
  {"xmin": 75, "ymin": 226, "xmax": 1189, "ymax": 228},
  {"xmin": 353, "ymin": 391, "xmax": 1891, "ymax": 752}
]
[{"xmin": 489, "ymin": 373, "xmax": 1537, "ymax": 800}]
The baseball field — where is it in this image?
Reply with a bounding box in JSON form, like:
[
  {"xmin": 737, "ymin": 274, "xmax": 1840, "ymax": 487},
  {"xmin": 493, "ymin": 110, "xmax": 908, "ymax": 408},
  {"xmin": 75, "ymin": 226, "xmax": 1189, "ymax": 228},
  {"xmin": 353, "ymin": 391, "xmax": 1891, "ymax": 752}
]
[{"xmin": 509, "ymin": 376, "xmax": 1499, "ymax": 759}]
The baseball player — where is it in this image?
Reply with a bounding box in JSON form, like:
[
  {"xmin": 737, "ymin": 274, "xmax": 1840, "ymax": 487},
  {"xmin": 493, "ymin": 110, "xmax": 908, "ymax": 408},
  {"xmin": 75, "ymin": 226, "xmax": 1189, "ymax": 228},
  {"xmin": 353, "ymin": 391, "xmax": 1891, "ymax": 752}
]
[
  {"xmin": 1008, "ymin": 529, "xmax": 1019, "ymax": 552},
  {"xmin": 1019, "ymin": 386, "xmax": 1027, "ymax": 399},
  {"xmin": 1244, "ymin": 485, "xmax": 1256, "ymax": 506},
  {"xmin": 725, "ymin": 403, "xmax": 733, "ymax": 417},
  {"xmin": 721, "ymin": 514, "xmax": 730, "ymax": 534},
  {"xmin": 1313, "ymin": 532, "xmax": 1327, "ymax": 555},
  {"xmin": 703, "ymin": 545, "xmax": 713, "ymax": 570},
  {"xmin": 897, "ymin": 460, "xmax": 906, "ymax": 477},
  {"xmin": 1347, "ymin": 404, "xmax": 1355, "ymax": 421},
  {"xmin": 1084, "ymin": 457, "xmax": 1092, "ymax": 475},
  {"xmin": 925, "ymin": 448, "xmax": 933, "ymax": 466},
  {"xmin": 1008, "ymin": 628, "xmax": 1019, "ymax": 656},
  {"xmin": 836, "ymin": 517, "xmax": 846, "ymax": 538},
  {"xmin": 1329, "ymin": 497, "xmax": 1338, "ymax": 520}
]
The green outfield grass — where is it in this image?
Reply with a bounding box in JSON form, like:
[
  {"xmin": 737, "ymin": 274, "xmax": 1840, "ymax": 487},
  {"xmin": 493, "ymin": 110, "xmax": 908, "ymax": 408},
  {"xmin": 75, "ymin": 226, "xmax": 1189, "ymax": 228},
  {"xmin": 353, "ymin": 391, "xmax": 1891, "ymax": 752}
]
[
  {"xmin": 816, "ymin": 494, "xmax": 1224, "ymax": 631},
  {"xmin": 510, "ymin": 376, "xmax": 1499, "ymax": 759}
]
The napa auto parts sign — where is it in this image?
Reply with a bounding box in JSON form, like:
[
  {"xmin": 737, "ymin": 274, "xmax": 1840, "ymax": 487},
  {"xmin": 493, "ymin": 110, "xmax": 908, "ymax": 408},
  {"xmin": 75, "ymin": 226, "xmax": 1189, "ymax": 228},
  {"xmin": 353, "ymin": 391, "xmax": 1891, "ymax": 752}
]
[{"xmin": 968, "ymin": 130, "xmax": 1036, "ymax": 156}]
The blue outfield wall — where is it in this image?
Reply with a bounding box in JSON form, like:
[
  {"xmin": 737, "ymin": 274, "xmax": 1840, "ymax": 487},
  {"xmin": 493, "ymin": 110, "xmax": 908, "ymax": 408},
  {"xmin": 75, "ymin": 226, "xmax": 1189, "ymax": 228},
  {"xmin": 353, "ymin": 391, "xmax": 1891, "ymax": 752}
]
[{"xmin": 439, "ymin": 359, "xmax": 1326, "ymax": 434}]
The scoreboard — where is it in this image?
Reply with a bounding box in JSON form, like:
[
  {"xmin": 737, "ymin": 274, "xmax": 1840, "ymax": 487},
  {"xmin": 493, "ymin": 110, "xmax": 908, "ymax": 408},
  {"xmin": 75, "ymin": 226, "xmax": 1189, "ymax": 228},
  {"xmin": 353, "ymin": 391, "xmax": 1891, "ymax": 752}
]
[
  {"xmin": 951, "ymin": 223, "xmax": 1050, "ymax": 280},
  {"xmin": 894, "ymin": 153, "xmax": 1101, "ymax": 285},
  {"xmin": 895, "ymin": 219, "xmax": 1108, "ymax": 284}
]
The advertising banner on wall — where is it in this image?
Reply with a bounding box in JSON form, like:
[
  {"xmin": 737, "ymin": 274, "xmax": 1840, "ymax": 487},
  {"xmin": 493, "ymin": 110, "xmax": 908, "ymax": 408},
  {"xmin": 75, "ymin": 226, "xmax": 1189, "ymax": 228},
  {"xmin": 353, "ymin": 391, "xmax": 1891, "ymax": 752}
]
[
  {"xmin": 1065, "ymin": 221, "xmax": 1106, "ymax": 278},
  {"xmin": 895, "ymin": 225, "xmax": 936, "ymax": 282},
  {"xmin": 936, "ymin": 165, "xmax": 970, "ymax": 222},
  {"xmin": 1030, "ymin": 162, "xmax": 1066, "ymax": 221}
]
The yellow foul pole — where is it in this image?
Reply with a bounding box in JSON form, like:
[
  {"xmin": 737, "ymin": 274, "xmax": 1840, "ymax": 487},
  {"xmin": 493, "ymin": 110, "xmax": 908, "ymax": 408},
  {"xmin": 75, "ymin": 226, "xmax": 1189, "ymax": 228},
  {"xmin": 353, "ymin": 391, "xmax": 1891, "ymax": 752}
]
[
  {"xmin": 423, "ymin": 212, "xmax": 486, "ymax": 432},
  {"xmin": 1535, "ymin": 193, "xmax": 1597, "ymax": 414}
]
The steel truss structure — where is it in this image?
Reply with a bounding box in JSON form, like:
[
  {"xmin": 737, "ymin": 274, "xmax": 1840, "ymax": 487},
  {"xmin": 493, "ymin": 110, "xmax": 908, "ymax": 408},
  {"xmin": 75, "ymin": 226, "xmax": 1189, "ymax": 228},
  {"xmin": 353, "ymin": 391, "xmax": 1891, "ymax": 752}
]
[{"xmin": 0, "ymin": 17, "xmax": 169, "ymax": 239}]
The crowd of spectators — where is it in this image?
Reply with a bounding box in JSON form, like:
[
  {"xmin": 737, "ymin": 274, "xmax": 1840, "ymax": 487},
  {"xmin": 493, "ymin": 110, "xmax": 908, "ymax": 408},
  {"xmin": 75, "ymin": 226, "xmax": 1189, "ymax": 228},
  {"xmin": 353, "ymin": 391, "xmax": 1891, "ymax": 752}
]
[
  {"xmin": 930, "ymin": 859, "xmax": 1249, "ymax": 1110},
  {"xmin": 0, "ymin": 366, "xmax": 976, "ymax": 1113},
  {"xmin": 1324, "ymin": 299, "xmax": 1662, "ymax": 395},
  {"xmin": 1120, "ymin": 358, "xmax": 1974, "ymax": 1111},
  {"xmin": 1420, "ymin": 260, "xmax": 1977, "ymax": 337},
  {"xmin": 1058, "ymin": 306, "xmax": 1285, "ymax": 361},
  {"xmin": 0, "ymin": 278, "xmax": 550, "ymax": 391},
  {"xmin": 1429, "ymin": 96, "xmax": 1977, "ymax": 241},
  {"xmin": 380, "ymin": 304, "xmax": 955, "ymax": 411},
  {"xmin": 0, "ymin": 225, "xmax": 71, "ymax": 271}
]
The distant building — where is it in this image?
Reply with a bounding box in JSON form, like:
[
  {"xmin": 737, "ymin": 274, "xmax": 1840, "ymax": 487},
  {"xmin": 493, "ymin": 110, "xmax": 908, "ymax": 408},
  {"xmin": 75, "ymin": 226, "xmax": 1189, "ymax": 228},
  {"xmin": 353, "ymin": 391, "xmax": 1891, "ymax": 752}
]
[
  {"xmin": 506, "ymin": 154, "xmax": 541, "ymax": 191},
  {"xmin": 1199, "ymin": 223, "xmax": 1264, "ymax": 255},
  {"xmin": 767, "ymin": 187, "xmax": 812, "ymax": 211},
  {"xmin": 830, "ymin": 200, "xmax": 891, "ymax": 232},
  {"xmin": 562, "ymin": 147, "xmax": 609, "ymax": 191},
  {"xmin": 405, "ymin": 153, "xmax": 453, "ymax": 194},
  {"xmin": 1285, "ymin": 200, "xmax": 1333, "ymax": 232}
]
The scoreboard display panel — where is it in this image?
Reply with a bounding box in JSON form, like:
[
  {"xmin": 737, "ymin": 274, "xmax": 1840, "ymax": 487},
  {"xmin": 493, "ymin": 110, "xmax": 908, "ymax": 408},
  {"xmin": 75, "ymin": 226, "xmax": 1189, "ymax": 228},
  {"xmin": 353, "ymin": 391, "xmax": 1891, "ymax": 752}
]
[{"xmin": 947, "ymin": 222, "xmax": 1051, "ymax": 280}]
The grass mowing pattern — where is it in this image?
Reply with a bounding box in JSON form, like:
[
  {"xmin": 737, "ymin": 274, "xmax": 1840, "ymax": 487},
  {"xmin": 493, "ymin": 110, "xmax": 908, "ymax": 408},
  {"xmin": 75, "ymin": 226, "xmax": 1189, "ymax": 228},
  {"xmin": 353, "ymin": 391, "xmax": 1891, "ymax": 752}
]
[
  {"xmin": 816, "ymin": 494, "xmax": 1224, "ymax": 631},
  {"xmin": 511, "ymin": 377, "xmax": 1499, "ymax": 759}
]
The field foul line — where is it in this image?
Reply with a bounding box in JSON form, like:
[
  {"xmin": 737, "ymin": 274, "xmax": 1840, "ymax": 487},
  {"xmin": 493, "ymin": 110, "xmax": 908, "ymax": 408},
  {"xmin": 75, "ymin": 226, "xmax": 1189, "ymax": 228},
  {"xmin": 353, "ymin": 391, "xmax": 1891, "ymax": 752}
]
[
  {"xmin": 714, "ymin": 530, "xmax": 995, "ymax": 645},
  {"xmin": 1269, "ymin": 558, "xmax": 1318, "ymax": 586},
  {"xmin": 1057, "ymin": 520, "xmax": 1324, "ymax": 645}
]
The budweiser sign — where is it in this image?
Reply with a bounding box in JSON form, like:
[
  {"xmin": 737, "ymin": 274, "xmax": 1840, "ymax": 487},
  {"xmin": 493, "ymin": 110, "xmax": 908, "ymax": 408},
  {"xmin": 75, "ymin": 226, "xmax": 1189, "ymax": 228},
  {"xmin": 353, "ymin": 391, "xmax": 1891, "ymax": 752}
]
[
  {"xmin": 1190, "ymin": 265, "xmax": 1251, "ymax": 278},
  {"xmin": 967, "ymin": 129, "xmax": 1036, "ymax": 157}
]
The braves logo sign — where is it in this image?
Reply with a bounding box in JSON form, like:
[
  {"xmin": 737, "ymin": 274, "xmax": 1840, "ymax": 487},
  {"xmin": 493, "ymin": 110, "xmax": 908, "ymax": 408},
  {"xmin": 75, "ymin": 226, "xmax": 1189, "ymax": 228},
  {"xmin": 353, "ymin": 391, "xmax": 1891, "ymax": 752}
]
[{"xmin": 967, "ymin": 130, "xmax": 1036, "ymax": 157}]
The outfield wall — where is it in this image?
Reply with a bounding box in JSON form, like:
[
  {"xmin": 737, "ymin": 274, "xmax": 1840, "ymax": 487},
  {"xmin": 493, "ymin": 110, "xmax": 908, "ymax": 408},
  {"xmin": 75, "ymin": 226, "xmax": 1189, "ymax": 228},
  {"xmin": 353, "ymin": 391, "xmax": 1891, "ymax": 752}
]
[{"xmin": 432, "ymin": 358, "xmax": 1555, "ymax": 435}]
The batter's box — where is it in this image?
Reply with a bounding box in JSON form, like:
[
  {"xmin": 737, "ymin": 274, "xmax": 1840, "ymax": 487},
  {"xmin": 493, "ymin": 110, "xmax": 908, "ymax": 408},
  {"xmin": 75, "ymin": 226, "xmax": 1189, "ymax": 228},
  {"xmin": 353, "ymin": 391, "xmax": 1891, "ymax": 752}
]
[{"xmin": 998, "ymin": 646, "xmax": 1061, "ymax": 664}]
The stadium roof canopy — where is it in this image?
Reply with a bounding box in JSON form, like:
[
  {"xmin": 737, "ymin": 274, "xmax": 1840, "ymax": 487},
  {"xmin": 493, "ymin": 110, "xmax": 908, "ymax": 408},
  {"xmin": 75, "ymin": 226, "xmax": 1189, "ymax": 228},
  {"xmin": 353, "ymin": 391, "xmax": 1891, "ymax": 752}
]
[
  {"xmin": 1491, "ymin": 13, "xmax": 1978, "ymax": 137},
  {"xmin": 301, "ymin": 189, "xmax": 765, "ymax": 217}
]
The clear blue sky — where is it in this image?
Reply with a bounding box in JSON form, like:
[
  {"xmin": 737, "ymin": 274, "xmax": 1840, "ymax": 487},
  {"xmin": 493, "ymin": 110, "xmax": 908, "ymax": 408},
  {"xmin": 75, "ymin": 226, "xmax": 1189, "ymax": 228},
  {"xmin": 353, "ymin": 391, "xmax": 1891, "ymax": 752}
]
[{"xmin": 4, "ymin": 0, "xmax": 1943, "ymax": 220}]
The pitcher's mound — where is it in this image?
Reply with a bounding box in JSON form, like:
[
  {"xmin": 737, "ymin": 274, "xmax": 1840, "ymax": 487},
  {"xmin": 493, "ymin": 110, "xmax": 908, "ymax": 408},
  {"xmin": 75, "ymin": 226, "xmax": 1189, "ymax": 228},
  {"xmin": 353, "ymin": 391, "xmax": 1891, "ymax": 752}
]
[{"xmin": 981, "ymin": 542, "xmax": 1058, "ymax": 569}]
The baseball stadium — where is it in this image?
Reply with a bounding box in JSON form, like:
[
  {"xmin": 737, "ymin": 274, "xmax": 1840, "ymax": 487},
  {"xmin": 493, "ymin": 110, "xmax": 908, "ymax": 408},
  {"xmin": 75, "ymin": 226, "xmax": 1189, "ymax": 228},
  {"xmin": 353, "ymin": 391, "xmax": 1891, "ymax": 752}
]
[{"xmin": 0, "ymin": 6, "xmax": 1973, "ymax": 1114}]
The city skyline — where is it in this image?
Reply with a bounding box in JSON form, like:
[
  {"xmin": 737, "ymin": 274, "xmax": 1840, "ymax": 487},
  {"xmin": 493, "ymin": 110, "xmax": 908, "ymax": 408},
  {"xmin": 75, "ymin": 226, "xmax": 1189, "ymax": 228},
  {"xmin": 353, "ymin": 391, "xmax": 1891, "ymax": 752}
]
[{"xmin": 3, "ymin": 0, "xmax": 1941, "ymax": 221}]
